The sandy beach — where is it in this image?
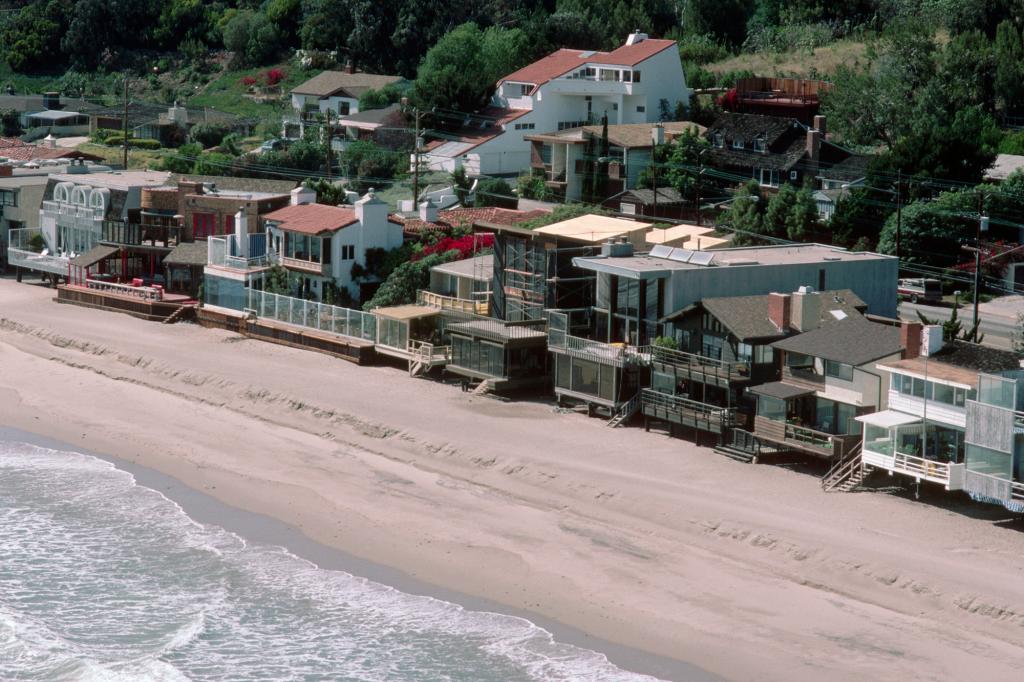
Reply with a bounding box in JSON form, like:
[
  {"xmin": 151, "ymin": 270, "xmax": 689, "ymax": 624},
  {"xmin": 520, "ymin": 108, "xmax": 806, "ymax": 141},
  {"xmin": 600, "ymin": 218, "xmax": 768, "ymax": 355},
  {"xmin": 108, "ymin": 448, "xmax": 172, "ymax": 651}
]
[{"xmin": 2, "ymin": 276, "xmax": 1024, "ymax": 681}]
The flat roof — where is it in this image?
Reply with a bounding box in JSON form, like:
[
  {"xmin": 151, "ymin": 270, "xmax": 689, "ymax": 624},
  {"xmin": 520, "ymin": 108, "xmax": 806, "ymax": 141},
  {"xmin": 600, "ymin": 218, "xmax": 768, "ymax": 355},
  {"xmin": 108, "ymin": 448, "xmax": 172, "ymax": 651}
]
[
  {"xmin": 535, "ymin": 215, "xmax": 651, "ymax": 243},
  {"xmin": 372, "ymin": 304, "xmax": 440, "ymax": 321},
  {"xmin": 879, "ymin": 357, "xmax": 981, "ymax": 389},
  {"xmin": 447, "ymin": 319, "xmax": 548, "ymax": 342},
  {"xmin": 749, "ymin": 381, "xmax": 816, "ymax": 401},
  {"xmin": 574, "ymin": 243, "xmax": 891, "ymax": 277},
  {"xmin": 645, "ymin": 224, "xmax": 714, "ymax": 244},
  {"xmin": 50, "ymin": 170, "xmax": 171, "ymax": 190},
  {"xmin": 855, "ymin": 410, "xmax": 921, "ymax": 429},
  {"xmin": 431, "ymin": 254, "xmax": 493, "ymax": 280}
]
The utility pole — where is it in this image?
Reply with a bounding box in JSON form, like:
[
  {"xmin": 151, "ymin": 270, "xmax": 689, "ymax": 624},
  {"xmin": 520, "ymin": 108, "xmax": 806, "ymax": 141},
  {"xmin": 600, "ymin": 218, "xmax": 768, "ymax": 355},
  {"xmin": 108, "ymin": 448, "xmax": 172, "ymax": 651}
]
[
  {"xmin": 973, "ymin": 190, "xmax": 988, "ymax": 338},
  {"xmin": 325, "ymin": 109, "xmax": 332, "ymax": 182},
  {"xmin": 895, "ymin": 168, "xmax": 902, "ymax": 261},
  {"xmin": 122, "ymin": 77, "xmax": 129, "ymax": 170},
  {"xmin": 412, "ymin": 106, "xmax": 423, "ymax": 205},
  {"xmin": 651, "ymin": 157, "xmax": 658, "ymax": 218}
]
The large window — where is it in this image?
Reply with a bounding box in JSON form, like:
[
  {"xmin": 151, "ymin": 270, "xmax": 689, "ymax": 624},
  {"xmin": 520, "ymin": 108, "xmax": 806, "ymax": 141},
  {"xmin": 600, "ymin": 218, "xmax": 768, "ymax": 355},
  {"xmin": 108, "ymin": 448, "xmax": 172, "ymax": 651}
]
[
  {"xmin": 891, "ymin": 373, "xmax": 976, "ymax": 407},
  {"xmin": 965, "ymin": 443, "xmax": 1012, "ymax": 479},
  {"xmin": 824, "ymin": 359, "xmax": 853, "ymax": 381},
  {"xmin": 205, "ymin": 275, "xmax": 247, "ymax": 311},
  {"xmin": 978, "ymin": 374, "xmax": 1016, "ymax": 409},
  {"xmin": 0, "ymin": 189, "xmax": 16, "ymax": 206},
  {"xmin": 701, "ymin": 335, "xmax": 723, "ymax": 360},
  {"xmin": 555, "ymin": 355, "xmax": 616, "ymax": 401},
  {"xmin": 757, "ymin": 396, "xmax": 786, "ymax": 421}
]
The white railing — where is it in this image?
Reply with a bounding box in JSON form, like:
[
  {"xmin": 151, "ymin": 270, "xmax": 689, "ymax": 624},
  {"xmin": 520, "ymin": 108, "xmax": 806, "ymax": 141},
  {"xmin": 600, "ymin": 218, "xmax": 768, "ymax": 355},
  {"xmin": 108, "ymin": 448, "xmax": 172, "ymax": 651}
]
[
  {"xmin": 408, "ymin": 339, "xmax": 450, "ymax": 367},
  {"xmin": 246, "ymin": 288, "xmax": 376, "ymax": 342},
  {"xmin": 6, "ymin": 228, "xmax": 69, "ymax": 275},
  {"xmin": 208, "ymin": 236, "xmax": 271, "ymax": 269},
  {"xmin": 417, "ymin": 290, "xmax": 488, "ymax": 315},
  {"xmin": 862, "ymin": 445, "xmax": 965, "ymax": 489},
  {"xmin": 548, "ymin": 332, "xmax": 648, "ymax": 367},
  {"xmin": 83, "ymin": 278, "xmax": 163, "ymax": 301}
]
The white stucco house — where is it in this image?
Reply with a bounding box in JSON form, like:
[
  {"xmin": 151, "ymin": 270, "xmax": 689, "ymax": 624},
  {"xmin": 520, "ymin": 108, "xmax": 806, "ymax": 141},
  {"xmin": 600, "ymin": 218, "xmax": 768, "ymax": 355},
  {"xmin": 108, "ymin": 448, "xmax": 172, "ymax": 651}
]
[
  {"xmin": 262, "ymin": 187, "xmax": 404, "ymax": 301},
  {"xmin": 418, "ymin": 31, "xmax": 690, "ymax": 178}
]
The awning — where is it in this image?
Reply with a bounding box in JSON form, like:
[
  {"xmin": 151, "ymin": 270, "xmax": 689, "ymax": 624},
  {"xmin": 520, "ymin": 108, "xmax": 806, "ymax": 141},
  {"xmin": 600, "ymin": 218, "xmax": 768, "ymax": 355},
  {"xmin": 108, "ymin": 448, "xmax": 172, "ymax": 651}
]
[
  {"xmin": 71, "ymin": 245, "xmax": 119, "ymax": 267},
  {"xmin": 748, "ymin": 381, "xmax": 816, "ymax": 401},
  {"xmin": 372, "ymin": 304, "xmax": 440, "ymax": 321},
  {"xmin": 854, "ymin": 409, "xmax": 921, "ymax": 429}
]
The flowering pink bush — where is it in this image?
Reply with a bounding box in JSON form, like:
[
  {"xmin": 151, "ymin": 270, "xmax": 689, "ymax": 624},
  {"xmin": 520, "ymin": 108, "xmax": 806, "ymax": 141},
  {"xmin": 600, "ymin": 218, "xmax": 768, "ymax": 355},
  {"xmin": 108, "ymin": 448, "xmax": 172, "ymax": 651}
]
[
  {"xmin": 241, "ymin": 75, "xmax": 258, "ymax": 87},
  {"xmin": 414, "ymin": 234, "xmax": 494, "ymax": 261},
  {"xmin": 265, "ymin": 68, "xmax": 286, "ymax": 86}
]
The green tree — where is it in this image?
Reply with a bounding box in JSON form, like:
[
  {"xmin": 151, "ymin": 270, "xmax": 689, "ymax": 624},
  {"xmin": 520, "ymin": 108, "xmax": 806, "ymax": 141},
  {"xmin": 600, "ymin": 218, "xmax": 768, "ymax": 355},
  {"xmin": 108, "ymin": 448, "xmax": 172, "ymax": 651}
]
[
  {"xmin": 189, "ymin": 123, "xmax": 230, "ymax": 149},
  {"xmin": 223, "ymin": 10, "xmax": 282, "ymax": 67},
  {"xmin": 786, "ymin": 183, "xmax": 819, "ymax": 241},
  {"xmin": 363, "ymin": 251, "xmax": 458, "ymax": 310},
  {"xmin": 883, "ymin": 105, "xmax": 1001, "ymax": 184},
  {"xmin": 358, "ymin": 83, "xmax": 406, "ymax": 111},
  {"xmin": 640, "ymin": 126, "xmax": 711, "ymax": 204},
  {"xmin": 299, "ymin": 0, "xmax": 353, "ymax": 52},
  {"xmin": 722, "ymin": 180, "xmax": 765, "ymax": 245},
  {"xmin": 680, "ymin": 0, "xmax": 755, "ymax": 47},
  {"xmin": 0, "ymin": 109, "xmax": 23, "ymax": 137},
  {"xmin": 994, "ymin": 20, "xmax": 1024, "ymax": 116},
  {"xmin": 411, "ymin": 22, "xmax": 530, "ymax": 114},
  {"xmin": 474, "ymin": 178, "xmax": 516, "ymax": 208},
  {"xmin": 876, "ymin": 194, "xmax": 976, "ymax": 267},
  {"xmin": 193, "ymin": 152, "xmax": 235, "ymax": 175},
  {"xmin": 160, "ymin": 142, "xmax": 203, "ymax": 173},
  {"xmin": 264, "ymin": 265, "xmax": 291, "ymax": 295},
  {"xmin": 0, "ymin": 0, "xmax": 71, "ymax": 72}
]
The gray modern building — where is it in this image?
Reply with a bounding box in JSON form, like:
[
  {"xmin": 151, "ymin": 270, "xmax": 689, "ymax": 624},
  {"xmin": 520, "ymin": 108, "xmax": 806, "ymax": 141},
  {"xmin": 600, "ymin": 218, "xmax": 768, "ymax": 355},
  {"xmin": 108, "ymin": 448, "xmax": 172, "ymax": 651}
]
[{"xmin": 571, "ymin": 242, "xmax": 898, "ymax": 347}]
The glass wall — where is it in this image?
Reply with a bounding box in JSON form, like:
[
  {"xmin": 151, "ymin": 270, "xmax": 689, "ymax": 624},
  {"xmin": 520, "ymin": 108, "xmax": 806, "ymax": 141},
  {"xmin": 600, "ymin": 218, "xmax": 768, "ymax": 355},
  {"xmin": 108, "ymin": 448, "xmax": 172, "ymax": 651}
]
[
  {"xmin": 891, "ymin": 373, "xmax": 976, "ymax": 407},
  {"xmin": 205, "ymin": 275, "xmax": 247, "ymax": 310},
  {"xmin": 757, "ymin": 396, "xmax": 786, "ymax": 421},
  {"xmin": 554, "ymin": 355, "xmax": 617, "ymax": 402},
  {"xmin": 966, "ymin": 443, "xmax": 1013, "ymax": 479},
  {"xmin": 450, "ymin": 336, "xmax": 506, "ymax": 378},
  {"xmin": 978, "ymin": 374, "xmax": 1016, "ymax": 410},
  {"xmin": 863, "ymin": 423, "xmax": 894, "ymax": 455},
  {"xmin": 377, "ymin": 318, "xmax": 408, "ymax": 349}
]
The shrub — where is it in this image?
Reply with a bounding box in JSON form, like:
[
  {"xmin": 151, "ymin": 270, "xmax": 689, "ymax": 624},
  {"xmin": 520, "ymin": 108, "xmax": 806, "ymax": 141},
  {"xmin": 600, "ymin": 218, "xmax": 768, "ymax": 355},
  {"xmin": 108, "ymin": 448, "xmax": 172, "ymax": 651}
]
[
  {"xmin": 265, "ymin": 68, "xmax": 286, "ymax": 86},
  {"xmin": 189, "ymin": 123, "xmax": 230, "ymax": 149},
  {"xmin": 28, "ymin": 233, "xmax": 46, "ymax": 252},
  {"xmin": 516, "ymin": 172, "xmax": 548, "ymax": 201},
  {"xmin": 103, "ymin": 135, "xmax": 161, "ymax": 149},
  {"xmin": 241, "ymin": 75, "xmax": 258, "ymax": 87},
  {"xmin": 653, "ymin": 336, "xmax": 678, "ymax": 349}
]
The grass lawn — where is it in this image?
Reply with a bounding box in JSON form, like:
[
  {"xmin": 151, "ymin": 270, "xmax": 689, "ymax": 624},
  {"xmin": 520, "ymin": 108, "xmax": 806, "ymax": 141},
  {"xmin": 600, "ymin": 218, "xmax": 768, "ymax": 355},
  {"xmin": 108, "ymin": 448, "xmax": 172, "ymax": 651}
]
[
  {"xmin": 76, "ymin": 142, "xmax": 168, "ymax": 170},
  {"xmin": 706, "ymin": 39, "xmax": 868, "ymax": 78},
  {"xmin": 188, "ymin": 61, "xmax": 316, "ymax": 123}
]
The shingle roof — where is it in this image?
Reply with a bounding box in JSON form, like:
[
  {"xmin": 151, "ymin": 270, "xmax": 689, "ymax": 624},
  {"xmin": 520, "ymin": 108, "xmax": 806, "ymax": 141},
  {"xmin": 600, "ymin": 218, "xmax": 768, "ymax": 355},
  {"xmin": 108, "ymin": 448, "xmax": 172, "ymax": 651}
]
[
  {"xmin": 396, "ymin": 207, "xmax": 548, "ymax": 235},
  {"xmin": 291, "ymin": 71, "xmax": 403, "ymax": 98},
  {"xmin": 699, "ymin": 289, "xmax": 865, "ymax": 342},
  {"xmin": 500, "ymin": 39, "xmax": 676, "ymax": 91},
  {"xmin": 169, "ymin": 174, "xmax": 297, "ymax": 195},
  {"xmin": 263, "ymin": 203, "xmax": 359, "ymax": 234},
  {"xmin": 0, "ymin": 137, "xmax": 102, "ymax": 162},
  {"xmin": 163, "ymin": 241, "xmax": 208, "ymax": 266},
  {"xmin": 885, "ymin": 340, "xmax": 1021, "ymax": 378},
  {"xmin": 771, "ymin": 316, "xmax": 903, "ymax": 366}
]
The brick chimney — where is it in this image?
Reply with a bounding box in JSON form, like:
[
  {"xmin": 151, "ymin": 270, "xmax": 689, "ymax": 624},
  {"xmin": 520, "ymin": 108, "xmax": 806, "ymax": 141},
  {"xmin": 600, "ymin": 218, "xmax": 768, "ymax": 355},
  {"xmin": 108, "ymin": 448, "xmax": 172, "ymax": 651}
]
[
  {"xmin": 0, "ymin": 165, "xmax": 12, "ymax": 177},
  {"xmin": 900, "ymin": 320, "xmax": 922, "ymax": 359},
  {"xmin": 345, "ymin": 59, "xmax": 356, "ymax": 74},
  {"xmin": 768, "ymin": 292, "xmax": 791, "ymax": 333}
]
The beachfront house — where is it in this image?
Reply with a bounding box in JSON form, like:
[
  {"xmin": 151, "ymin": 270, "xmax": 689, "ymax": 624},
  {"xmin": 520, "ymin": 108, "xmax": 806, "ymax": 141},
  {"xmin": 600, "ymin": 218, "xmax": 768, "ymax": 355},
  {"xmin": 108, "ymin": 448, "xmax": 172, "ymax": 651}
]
[
  {"xmin": 745, "ymin": 315, "xmax": 906, "ymax": 461},
  {"xmin": 858, "ymin": 327, "xmax": 1024, "ymax": 493},
  {"xmin": 8, "ymin": 165, "xmax": 171, "ymax": 282},
  {"xmin": 552, "ymin": 241, "xmax": 897, "ymax": 422},
  {"xmin": 962, "ymin": 368, "xmax": 1024, "ymax": 512},
  {"xmin": 263, "ymin": 188, "xmax": 404, "ymax": 302},
  {"xmin": 420, "ymin": 32, "xmax": 688, "ymax": 177},
  {"xmin": 642, "ymin": 288, "xmax": 868, "ymax": 444}
]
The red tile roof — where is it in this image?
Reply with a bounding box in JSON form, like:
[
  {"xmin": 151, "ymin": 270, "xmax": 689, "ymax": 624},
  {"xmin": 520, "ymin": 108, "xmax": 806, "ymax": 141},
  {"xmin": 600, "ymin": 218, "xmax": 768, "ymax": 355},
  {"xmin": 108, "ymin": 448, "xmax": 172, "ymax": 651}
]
[
  {"xmin": 263, "ymin": 203, "xmax": 359, "ymax": 235},
  {"xmin": 499, "ymin": 39, "xmax": 676, "ymax": 91},
  {"xmin": 0, "ymin": 137, "xmax": 102, "ymax": 162},
  {"xmin": 422, "ymin": 108, "xmax": 529, "ymax": 150},
  {"xmin": 394, "ymin": 207, "xmax": 550, "ymax": 235}
]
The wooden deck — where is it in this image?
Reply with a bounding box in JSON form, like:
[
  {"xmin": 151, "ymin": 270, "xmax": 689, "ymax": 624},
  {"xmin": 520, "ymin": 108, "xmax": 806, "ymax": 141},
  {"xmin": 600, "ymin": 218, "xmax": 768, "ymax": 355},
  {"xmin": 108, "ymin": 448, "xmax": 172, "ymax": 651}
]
[
  {"xmin": 55, "ymin": 284, "xmax": 194, "ymax": 322},
  {"xmin": 197, "ymin": 307, "xmax": 376, "ymax": 365},
  {"xmin": 752, "ymin": 415, "xmax": 861, "ymax": 460}
]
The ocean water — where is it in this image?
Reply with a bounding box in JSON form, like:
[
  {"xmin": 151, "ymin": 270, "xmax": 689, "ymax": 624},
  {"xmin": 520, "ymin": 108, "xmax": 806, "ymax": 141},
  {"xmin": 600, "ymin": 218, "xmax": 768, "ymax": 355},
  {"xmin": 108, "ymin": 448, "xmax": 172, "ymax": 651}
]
[{"xmin": 0, "ymin": 442, "xmax": 661, "ymax": 682}]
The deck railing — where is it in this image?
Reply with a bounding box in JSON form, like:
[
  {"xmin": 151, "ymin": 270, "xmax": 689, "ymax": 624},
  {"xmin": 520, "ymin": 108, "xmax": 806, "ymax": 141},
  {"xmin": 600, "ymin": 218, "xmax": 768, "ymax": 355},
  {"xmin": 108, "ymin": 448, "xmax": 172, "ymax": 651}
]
[
  {"xmin": 417, "ymin": 290, "xmax": 489, "ymax": 316},
  {"xmin": 648, "ymin": 345, "xmax": 750, "ymax": 382},
  {"xmin": 408, "ymin": 339, "xmax": 450, "ymax": 366},
  {"xmin": 641, "ymin": 389, "xmax": 736, "ymax": 427},
  {"xmin": 82, "ymin": 278, "xmax": 163, "ymax": 301},
  {"xmin": 246, "ymin": 288, "xmax": 376, "ymax": 342}
]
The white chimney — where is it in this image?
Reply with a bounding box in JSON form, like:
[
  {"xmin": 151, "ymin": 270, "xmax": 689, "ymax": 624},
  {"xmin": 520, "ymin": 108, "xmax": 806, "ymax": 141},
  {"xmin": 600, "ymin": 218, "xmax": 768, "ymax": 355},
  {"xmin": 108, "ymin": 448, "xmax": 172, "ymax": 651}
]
[
  {"xmin": 806, "ymin": 128, "xmax": 821, "ymax": 163},
  {"xmin": 418, "ymin": 198, "xmax": 438, "ymax": 223},
  {"xmin": 291, "ymin": 185, "xmax": 316, "ymax": 206},
  {"xmin": 922, "ymin": 325, "xmax": 944, "ymax": 357},
  {"xmin": 626, "ymin": 30, "xmax": 648, "ymax": 45},
  {"xmin": 651, "ymin": 124, "xmax": 664, "ymax": 146},
  {"xmin": 234, "ymin": 208, "xmax": 248, "ymax": 258},
  {"xmin": 355, "ymin": 188, "xmax": 387, "ymax": 228}
]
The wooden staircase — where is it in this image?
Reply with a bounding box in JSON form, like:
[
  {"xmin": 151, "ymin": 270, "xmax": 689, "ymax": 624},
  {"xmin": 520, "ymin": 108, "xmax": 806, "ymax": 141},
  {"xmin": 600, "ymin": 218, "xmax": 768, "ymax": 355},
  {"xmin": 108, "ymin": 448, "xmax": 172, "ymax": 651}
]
[
  {"xmin": 821, "ymin": 443, "xmax": 866, "ymax": 492},
  {"xmin": 162, "ymin": 304, "xmax": 197, "ymax": 325},
  {"xmin": 471, "ymin": 378, "xmax": 495, "ymax": 396},
  {"xmin": 608, "ymin": 393, "xmax": 641, "ymax": 428},
  {"xmin": 714, "ymin": 428, "xmax": 765, "ymax": 463}
]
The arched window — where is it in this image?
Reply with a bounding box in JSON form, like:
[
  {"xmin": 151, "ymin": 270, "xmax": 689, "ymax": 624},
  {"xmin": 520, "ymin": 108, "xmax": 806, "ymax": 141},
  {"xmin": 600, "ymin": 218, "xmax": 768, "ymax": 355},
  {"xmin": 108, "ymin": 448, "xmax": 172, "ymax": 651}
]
[
  {"xmin": 89, "ymin": 188, "xmax": 109, "ymax": 214},
  {"xmin": 54, "ymin": 182, "xmax": 73, "ymax": 204},
  {"xmin": 70, "ymin": 185, "xmax": 88, "ymax": 206}
]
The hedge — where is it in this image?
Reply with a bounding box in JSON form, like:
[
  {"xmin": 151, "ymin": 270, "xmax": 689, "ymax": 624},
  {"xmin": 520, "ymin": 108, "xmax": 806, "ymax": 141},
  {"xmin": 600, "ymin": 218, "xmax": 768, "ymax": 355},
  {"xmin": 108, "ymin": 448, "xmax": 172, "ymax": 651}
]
[{"xmin": 104, "ymin": 136, "xmax": 162, "ymax": 150}]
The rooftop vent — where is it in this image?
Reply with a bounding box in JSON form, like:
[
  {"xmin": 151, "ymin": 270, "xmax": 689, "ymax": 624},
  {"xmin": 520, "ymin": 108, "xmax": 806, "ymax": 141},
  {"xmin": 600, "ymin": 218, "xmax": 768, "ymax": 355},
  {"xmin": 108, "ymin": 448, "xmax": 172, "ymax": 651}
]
[{"xmin": 722, "ymin": 258, "xmax": 758, "ymax": 266}]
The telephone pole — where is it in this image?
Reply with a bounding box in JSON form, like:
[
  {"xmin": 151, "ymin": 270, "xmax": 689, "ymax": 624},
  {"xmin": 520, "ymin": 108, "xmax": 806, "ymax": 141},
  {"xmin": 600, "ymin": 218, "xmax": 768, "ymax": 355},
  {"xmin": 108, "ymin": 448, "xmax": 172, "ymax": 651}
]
[
  {"xmin": 122, "ymin": 77, "xmax": 129, "ymax": 170},
  {"xmin": 325, "ymin": 109, "xmax": 332, "ymax": 181},
  {"xmin": 412, "ymin": 106, "xmax": 424, "ymax": 205},
  {"xmin": 894, "ymin": 168, "xmax": 902, "ymax": 261},
  {"xmin": 973, "ymin": 191, "xmax": 988, "ymax": 337}
]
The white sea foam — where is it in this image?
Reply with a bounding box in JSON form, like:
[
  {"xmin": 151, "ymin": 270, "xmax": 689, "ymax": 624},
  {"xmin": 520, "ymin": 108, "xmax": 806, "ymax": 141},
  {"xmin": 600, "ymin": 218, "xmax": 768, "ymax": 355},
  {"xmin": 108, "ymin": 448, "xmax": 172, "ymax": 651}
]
[{"xmin": 0, "ymin": 442, "xmax": 664, "ymax": 681}]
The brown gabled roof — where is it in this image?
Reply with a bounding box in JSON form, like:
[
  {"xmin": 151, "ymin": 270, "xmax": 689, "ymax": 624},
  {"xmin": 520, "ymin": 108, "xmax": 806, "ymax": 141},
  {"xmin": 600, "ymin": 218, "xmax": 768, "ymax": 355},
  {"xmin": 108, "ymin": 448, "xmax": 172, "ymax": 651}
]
[
  {"xmin": 772, "ymin": 316, "xmax": 903, "ymax": 366},
  {"xmin": 163, "ymin": 241, "xmax": 208, "ymax": 266},
  {"xmin": 291, "ymin": 71, "xmax": 403, "ymax": 98},
  {"xmin": 263, "ymin": 203, "xmax": 359, "ymax": 235},
  {"xmin": 701, "ymin": 289, "xmax": 866, "ymax": 342},
  {"xmin": 500, "ymin": 39, "xmax": 676, "ymax": 91}
]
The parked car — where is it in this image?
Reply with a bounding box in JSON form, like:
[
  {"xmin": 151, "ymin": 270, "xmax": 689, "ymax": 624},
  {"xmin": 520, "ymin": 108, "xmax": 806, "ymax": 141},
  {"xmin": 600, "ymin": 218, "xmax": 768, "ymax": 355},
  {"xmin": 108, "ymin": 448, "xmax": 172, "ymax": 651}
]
[
  {"xmin": 897, "ymin": 278, "xmax": 942, "ymax": 304},
  {"xmin": 257, "ymin": 138, "xmax": 286, "ymax": 153}
]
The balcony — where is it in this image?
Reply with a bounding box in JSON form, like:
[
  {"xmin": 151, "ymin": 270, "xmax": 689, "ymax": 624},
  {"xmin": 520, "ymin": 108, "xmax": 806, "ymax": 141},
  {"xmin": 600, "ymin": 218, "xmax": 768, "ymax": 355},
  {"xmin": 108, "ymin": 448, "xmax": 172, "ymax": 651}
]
[
  {"xmin": 753, "ymin": 415, "xmax": 860, "ymax": 459},
  {"xmin": 548, "ymin": 330, "xmax": 648, "ymax": 368},
  {"xmin": 650, "ymin": 346, "xmax": 751, "ymax": 388},
  {"xmin": 101, "ymin": 221, "xmax": 183, "ymax": 248},
  {"xmin": 42, "ymin": 201, "xmax": 103, "ymax": 230},
  {"xmin": 550, "ymin": 77, "xmax": 632, "ymax": 96},
  {"xmin": 641, "ymin": 389, "xmax": 736, "ymax": 434},
  {"xmin": 417, "ymin": 290, "xmax": 489, "ymax": 316},
  {"xmin": 782, "ymin": 366, "xmax": 826, "ymax": 390},
  {"xmin": 862, "ymin": 445, "xmax": 965, "ymax": 490},
  {"xmin": 280, "ymin": 256, "xmax": 328, "ymax": 276},
  {"xmin": 6, "ymin": 228, "xmax": 69, "ymax": 275}
]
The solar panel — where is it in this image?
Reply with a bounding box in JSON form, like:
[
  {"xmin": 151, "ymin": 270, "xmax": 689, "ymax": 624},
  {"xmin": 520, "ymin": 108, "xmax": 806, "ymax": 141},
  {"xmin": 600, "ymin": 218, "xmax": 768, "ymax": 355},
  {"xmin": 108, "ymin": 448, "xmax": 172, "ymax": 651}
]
[
  {"xmin": 649, "ymin": 245, "xmax": 673, "ymax": 259},
  {"xmin": 689, "ymin": 251, "xmax": 716, "ymax": 266},
  {"xmin": 666, "ymin": 248, "xmax": 694, "ymax": 263}
]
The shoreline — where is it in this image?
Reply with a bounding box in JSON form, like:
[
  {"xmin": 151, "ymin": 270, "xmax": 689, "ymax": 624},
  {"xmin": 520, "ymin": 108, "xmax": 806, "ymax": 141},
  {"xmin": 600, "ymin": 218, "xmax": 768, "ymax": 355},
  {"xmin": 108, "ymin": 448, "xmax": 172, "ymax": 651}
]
[{"xmin": 0, "ymin": 424, "xmax": 714, "ymax": 682}]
